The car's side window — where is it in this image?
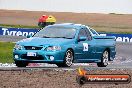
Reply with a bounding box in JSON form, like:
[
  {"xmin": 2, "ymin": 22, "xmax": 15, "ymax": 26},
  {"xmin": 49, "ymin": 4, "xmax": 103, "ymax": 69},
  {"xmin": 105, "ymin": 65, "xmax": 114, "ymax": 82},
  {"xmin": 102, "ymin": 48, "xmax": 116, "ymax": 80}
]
[
  {"xmin": 78, "ymin": 28, "xmax": 92, "ymax": 41},
  {"xmin": 85, "ymin": 28, "xmax": 92, "ymax": 40},
  {"xmin": 78, "ymin": 29, "xmax": 86, "ymax": 38}
]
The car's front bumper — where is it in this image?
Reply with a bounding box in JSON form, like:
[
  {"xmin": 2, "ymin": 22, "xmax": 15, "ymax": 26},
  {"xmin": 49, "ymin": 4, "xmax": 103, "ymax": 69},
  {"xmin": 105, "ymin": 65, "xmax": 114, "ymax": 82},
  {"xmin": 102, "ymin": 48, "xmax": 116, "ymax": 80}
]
[{"xmin": 13, "ymin": 50, "xmax": 65, "ymax": 63}]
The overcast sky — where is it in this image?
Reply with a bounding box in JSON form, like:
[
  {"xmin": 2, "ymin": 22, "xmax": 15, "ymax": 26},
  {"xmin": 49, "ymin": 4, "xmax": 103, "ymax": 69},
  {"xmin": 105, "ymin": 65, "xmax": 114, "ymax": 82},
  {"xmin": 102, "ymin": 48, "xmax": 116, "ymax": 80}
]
[{"xmin": 0, "ymin": 0, "xmax": 132, "ymax": 14}]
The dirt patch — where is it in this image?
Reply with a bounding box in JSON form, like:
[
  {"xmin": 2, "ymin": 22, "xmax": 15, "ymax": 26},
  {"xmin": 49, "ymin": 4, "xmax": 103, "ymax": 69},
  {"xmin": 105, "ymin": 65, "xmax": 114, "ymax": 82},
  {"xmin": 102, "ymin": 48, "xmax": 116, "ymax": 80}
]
[
  {"xmin": 1, "ymin": 10, "xmax": 132, "ymax": 32},
  {"xmin": 0, "ymin": 69, "xmax": 131, "ymax": 88}
]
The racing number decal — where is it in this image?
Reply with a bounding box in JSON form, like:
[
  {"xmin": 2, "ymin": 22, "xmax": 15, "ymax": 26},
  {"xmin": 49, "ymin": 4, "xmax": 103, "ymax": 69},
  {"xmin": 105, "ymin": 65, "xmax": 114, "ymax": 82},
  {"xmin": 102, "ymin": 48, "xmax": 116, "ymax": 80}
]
[{"xmin": 83, "ymin": 43, "xmax": 88, "ymax": 51}]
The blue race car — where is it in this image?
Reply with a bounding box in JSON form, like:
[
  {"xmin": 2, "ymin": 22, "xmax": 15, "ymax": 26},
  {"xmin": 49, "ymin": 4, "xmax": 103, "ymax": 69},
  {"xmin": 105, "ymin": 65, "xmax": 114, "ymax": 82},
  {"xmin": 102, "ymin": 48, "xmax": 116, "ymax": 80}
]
[{"xmin": 13, "ymin": 23, "xmax": 116, "ymax": 67}]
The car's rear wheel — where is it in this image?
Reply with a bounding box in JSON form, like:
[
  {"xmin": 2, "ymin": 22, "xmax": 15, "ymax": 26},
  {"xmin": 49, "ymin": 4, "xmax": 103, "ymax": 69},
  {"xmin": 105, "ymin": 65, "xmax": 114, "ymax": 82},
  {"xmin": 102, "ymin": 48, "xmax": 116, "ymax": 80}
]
[
  {"xmin": 56, "ymin": 49, "xmax": 73, "ymax": 67},
  {"xmin": 15, "ymin": 61, "xmax": 28, "ymax": 67},
  {"xmin": 97, "ymin": 50, "xmax": 109, "ymax": 67}
]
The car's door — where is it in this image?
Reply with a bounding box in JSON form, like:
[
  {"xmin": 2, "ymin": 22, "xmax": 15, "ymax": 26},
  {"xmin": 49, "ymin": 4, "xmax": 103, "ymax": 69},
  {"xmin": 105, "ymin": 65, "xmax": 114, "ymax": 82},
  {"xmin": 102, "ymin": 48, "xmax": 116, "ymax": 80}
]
[{"xmin": 75, "ymin": 28, "xmax": 95, "ymax": 62}]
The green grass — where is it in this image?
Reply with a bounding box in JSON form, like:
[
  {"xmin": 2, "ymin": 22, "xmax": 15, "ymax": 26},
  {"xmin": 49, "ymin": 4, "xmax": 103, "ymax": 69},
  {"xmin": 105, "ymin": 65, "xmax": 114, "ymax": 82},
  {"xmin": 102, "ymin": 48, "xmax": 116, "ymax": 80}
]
[
  {"xmin": 1, "ymin": 23, "xmax": 132, "ymax": 34},
  {"xmin": 0, "ymin": 42, "xmax": 15, "ymax": 63},
  {"xmin": 92, "ymin": 26, "xmax": 132, "ymax": 34},
  {"xmin": 0, "ymin": 24, "xmax": 39, "ymax": 28}
]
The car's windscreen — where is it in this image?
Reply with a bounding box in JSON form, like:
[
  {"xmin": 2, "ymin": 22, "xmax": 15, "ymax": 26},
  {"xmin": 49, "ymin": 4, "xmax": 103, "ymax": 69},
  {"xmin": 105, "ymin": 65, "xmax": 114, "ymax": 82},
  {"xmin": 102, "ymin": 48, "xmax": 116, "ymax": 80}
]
[{"xmin": 34, "ymin": 26, "xmax": 76, "ymax": 39}]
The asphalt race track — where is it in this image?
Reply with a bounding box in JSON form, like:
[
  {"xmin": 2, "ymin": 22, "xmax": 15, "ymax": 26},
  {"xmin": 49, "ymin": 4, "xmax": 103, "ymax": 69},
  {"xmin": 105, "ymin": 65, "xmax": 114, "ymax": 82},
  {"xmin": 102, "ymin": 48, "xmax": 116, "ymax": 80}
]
[{"xmin": 0, "ymin": 35, "xmax": 132, "ymax": 70}]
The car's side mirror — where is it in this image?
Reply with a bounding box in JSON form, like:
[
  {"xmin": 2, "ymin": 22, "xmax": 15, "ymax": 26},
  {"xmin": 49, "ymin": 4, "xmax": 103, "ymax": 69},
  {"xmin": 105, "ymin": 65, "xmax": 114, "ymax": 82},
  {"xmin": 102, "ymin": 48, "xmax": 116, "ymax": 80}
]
[
  {"xmin": 27, "ymin": 34, "xmax": 32, "ymax": 38},
  {"xmin": 78, "ymin": 36, "xmax": 87, "ymax": 41}
]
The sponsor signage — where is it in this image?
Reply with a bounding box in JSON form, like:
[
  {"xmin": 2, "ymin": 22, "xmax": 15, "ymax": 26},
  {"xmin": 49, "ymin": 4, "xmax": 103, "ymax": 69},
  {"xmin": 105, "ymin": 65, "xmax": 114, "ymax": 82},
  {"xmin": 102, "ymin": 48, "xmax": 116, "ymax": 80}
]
[
  {"xmin": 100, "ymin": 33, "xmax": 132, "ymax": 42},
  {"xmin": 0, "ymin": 27, "xmax": 38, "ymax": 36},
  {"xmin": 0, "ymin": 27, "xmax": 132, "ymax": 42},
  {"xmin": 76, "ymin": 68, "xmax": 131, "ymax": 85}
]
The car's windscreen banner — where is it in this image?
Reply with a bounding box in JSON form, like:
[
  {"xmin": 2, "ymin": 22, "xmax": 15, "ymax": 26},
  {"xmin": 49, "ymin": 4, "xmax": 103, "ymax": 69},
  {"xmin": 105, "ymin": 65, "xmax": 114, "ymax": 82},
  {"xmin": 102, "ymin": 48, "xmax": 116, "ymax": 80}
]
[{"xmin": 0, "ymin": 27, "xmax": 132, "ymax": 42}]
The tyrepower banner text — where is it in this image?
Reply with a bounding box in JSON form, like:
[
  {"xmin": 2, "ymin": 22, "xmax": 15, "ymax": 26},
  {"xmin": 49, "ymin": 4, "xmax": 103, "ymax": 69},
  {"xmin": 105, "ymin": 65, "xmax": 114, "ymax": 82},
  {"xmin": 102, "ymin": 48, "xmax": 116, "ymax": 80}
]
[
  {"xmin": 100, "ymin": 33, "xmax": 132, "ymax": 42},
  {"xmin": 0, "ymin": 27, "xmax": 132, "ymax": 42},
  {"xmin": 0, "ymin": 27, "xmax": 38, "ymax": 36}
]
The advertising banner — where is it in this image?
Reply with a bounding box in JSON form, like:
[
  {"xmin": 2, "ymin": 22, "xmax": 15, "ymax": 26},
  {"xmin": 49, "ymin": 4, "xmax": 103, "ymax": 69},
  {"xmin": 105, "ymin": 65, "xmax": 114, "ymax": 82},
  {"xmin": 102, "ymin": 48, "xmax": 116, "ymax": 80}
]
[
  {"xmin": 0, "ymin": 27, "xmax": 132, "ymax": 42},
  {"xmin": 0, "ymin": 27, "xmax": 38, "ymax": 36},
  {"xmin": 100, "ymin": 33, "xmax": 132, "ymax": 42}
]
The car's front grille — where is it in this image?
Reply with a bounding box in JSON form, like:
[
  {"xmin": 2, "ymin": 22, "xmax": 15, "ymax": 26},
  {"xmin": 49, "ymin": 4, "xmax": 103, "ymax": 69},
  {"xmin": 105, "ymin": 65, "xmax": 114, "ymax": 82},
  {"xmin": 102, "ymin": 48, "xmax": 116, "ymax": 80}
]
[
  {"xmin": 21, "ymin": 54, "xmax": 44, "ymax": 60},
  {"xmin": 24, "ymin": 46, "xmax": 43, "ymax": 50}
]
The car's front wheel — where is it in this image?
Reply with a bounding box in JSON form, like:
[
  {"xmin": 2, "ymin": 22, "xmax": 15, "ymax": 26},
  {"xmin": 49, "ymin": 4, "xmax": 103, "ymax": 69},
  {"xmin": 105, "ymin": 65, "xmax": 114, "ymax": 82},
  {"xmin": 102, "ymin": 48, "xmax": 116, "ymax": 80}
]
[
  {"xmin": 97, "ymin": 50, "xmax": 109, "ymax": 67},
  {"xmin": 15, "ymin": 61, "xmax": 28, "ymax": 67},
  {"xmin": 56, "ymin": 49, "xmax": 74, "ymax": 67}
]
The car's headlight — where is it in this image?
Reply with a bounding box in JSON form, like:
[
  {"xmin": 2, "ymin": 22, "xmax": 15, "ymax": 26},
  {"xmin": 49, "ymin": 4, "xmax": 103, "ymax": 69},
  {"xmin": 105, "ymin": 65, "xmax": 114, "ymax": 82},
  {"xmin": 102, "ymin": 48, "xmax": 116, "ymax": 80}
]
[
  {"xmin": 46, "ymin": 46, "xmax": 61, "ymax": 51},
  {"xmin": 14, "ymin": 44, "xmax": 23, "ymax": 50}
]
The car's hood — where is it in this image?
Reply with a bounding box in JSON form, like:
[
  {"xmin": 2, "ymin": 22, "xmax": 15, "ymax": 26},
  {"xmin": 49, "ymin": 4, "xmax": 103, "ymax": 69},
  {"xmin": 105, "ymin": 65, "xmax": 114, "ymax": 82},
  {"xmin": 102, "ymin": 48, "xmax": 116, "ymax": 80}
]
[{"xmin": 17, "ymin": 37, "xmax": 74, "ymax": 46}]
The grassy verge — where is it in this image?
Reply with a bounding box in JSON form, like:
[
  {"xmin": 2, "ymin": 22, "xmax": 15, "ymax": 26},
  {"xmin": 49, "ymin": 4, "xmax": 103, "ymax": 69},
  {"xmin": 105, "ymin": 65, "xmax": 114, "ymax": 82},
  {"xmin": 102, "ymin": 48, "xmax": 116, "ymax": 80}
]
[
  {"xmin": 92, "ymin": 26, "xmax": 132, "ymax": 34},
  {"xmin": 1, "ymin": 24, "xmax": 132, "ymax": 34},
  {"xmin": 0, "ymin": 42, "xmax": 15, "ymax": 63},
  {"xmin": 86, "ymin": 23, "xmax": 132, "ymax": 34},
  {"xmin": 0, "ymin": 24, "xmax": 39, "ymax": 28}
]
